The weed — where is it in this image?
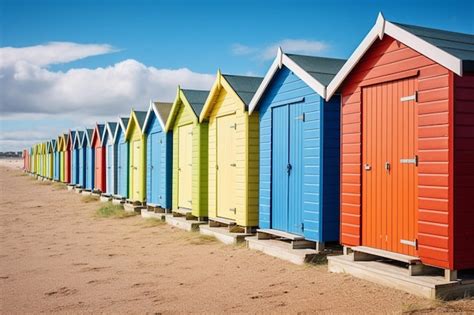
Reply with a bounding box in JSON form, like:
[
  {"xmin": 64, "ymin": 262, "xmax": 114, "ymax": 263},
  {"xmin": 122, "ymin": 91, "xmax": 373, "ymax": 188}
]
[
  {"xmin": 82, "ymin": 195, "xmax": 99, "ymax": 203},
  {"xmin": 189, "ymin": 234, "xmax": 217, "ymax": 245},
  {"xmin": 52, "ymin": 182, "xmax": 67, "ymax": 190},
  {"xmin": 95, "ymin": 202, "xmax": 137, "ymax": 219}
]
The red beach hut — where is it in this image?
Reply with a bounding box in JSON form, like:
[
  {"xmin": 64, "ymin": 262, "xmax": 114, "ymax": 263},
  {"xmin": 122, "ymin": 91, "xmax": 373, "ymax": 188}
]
[
  {"xmin": 91, "ymin": 123, "xmax": 106, "ymax": 193},
  {"xmin": 327, "ymin": 13, "xmax": 474, "ymax": 278}
]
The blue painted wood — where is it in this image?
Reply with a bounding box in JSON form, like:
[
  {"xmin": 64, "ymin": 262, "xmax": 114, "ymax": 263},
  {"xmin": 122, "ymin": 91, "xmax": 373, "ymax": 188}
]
[
  {"xmin": 116, "ymin": 129, "xmax": 128, "ymax": 198},
  {"xmin": 85, "ymin": 146, "xmax": 95, "ymax": 190},
  {"xmin": 78, "ymin": 146, "xmax": 86, "ymax": 188},
  {"xmin": 54, "ymin": 151, "xmax": 60, "ymax": 181},
  {"xmin": 106, "ymin": 144, "xmax": 115, "ymax": 195},
  {"xmin": 144, "ymin": 113, "xmax": 172, "ymax": 209},
  {"xmin": 71, "ymin": 148, "xmax": 79, "ymax": 185},
  {"xmin": 256, "ymin": 66, "xmax": 340, "ymax": 242}
]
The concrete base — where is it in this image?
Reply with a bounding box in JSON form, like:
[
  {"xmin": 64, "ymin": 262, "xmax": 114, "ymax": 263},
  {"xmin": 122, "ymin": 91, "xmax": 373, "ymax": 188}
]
[
  {"xmin": 112, "ymin": 198, "xmax": 125, "ymax": 205},
  {"xmin": 246, "ymin": 236, "xmax": 323, "ymax": 265},
  {"xmin": 81, "ymin": 190, "xmax": 92, "ymax": 196},
  {"xmin": 100, "ymin": 195, "xmax": 112, "ymax": 202},
  {"xmin": 328, "ymin": 254, "xmax": 474, "ymax": 300},
  {"xmin": 74, "ymin": 187, "xmax": 83, "ymax": 194},
  {"xmin": 200, "ymin": 225, "xmax": 252, "ymax": 245},
  {"xmin": 67, "ymin": 185, "xmax": 75, "ymax": 191},
  {"xmin": 165, "ymin": 214, "xmax": 206, "ymax": 232},
  {"xmin": 141, "ymin": 209, "xmax": 166, "ymax": 220},
  {"xmin": 91, "ymin": 191, "xmax": 101, "ymax": 198},
  {"xmin": 123, "ymin": 203, "xmax": 144, "ymax": 213}
]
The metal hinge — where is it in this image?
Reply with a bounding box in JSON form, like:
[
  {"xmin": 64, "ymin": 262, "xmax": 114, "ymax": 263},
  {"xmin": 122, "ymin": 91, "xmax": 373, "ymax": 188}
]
[
  {"xmin": 229, "ymin": 123, "xmax": 237, "ymax": 129},
  {"xmin": 287, "ymin": 163, "xmax": 292, "ymax": 174},
  {"xmin": 400, "ymin": 239, "xmax": 418, "ymax": 248},
  {"xmin": 295, "ymin": 113, "xmax": 305, "ymax": 122},
  {"xmin": 301, "ymin": 223, "xmax": 304, "ymax": 231},
  {"xmin": 229, "ymin": 208, "xmax": 236, "ymax": 213},
  {"xmin": 400, "ymin": 155, "xmax": 418, "ymax": 166},
  {"xmin": 400, "ymin": 91, "xmax": 418, "ymax": 102}
]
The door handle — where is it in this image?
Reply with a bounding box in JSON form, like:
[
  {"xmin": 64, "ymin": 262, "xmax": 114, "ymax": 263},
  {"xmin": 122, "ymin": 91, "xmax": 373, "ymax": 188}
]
[
  {"xmin": 229, "ymin": 208, "xmax": 236, "ymax": 213},
  {"xmin": 385, "ymin": 162, "xmax": 390, "ymax": 173},
  {"xmin": 364, "ymin": 163, "xmax": 371, "ymax": 171},
  {"xmin": 230, "ymin": 163, "xmax": 236, "ymax": 167}
]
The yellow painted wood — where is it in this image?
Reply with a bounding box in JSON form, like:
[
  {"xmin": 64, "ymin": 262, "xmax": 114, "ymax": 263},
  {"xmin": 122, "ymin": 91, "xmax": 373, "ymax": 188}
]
[
  {"xmin": 200, "ymin": 73, "xmax": 259, "ymax": 227},
  {"xmin": 178, "ymin": 123, "xmax": 193, "ymax": 209},
  {"xmin": 125, "ymin": 110, "xmax": 147, "ymax": 202}
]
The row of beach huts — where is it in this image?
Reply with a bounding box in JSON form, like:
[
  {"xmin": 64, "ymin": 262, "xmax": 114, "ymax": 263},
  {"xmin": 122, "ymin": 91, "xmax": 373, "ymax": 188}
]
[{"xmin": 22, "ymin": 14, "xmax": 474, "ymax": 299}]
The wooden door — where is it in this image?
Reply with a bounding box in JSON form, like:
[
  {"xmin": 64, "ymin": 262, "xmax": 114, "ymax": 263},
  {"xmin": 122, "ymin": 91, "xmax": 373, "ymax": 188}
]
[
  {"xmin": 149, "ymin": 132, "xmax": 161, "ymax": 204},
  {"xmin": 178, "ymin": 124, "xmax": 193, "ymax": 209},
  {"xmin": 132, "ymin": 140, "xmax": 141, "ymax": 200},
  {"xmin": 362, "ymin": 78, "xmax": 418, "ymax": 256},
  {"xmin": 216, "ymin": 114, "xmax": 237, "ymax": 220}
]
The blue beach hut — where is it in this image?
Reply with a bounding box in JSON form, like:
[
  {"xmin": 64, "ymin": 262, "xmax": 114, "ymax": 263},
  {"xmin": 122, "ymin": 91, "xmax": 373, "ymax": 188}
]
[
  {"xmin": 69, "ymin": 130, "xmax": 78, "ymax": 185},
  {"xmin": 84, "ymin": 128, "xmax": 95, "ymax": 191},
  {"xmin": 143, "ymin": 101, "xmax": 173, "ymax": 210},
  {"xmin": 249, "ymin": 48, "xmax": 345, "ymax": 249},
  {"xmin": 52, "ymin": 139, "xmax": 60, "ymax": 181},
  {"xmin": 103, "ymin": 122, "xmax": 118, "ymax": 196},
  {"xmin": 114, "ymin": 117, "xmax": 129, "ymax": 199},
  {"xmin": 76, "ymin": 130, "xmax": 86, "ymax": 188}
]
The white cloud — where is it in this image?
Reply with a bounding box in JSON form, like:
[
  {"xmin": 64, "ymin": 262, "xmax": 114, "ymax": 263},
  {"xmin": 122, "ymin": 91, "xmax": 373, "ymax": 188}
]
[
  {"xmin": 231, "ymin": 39, "xmax": 329, "ymax": 60},
  {"xmin": 0, "ymin": 42, "xmax": 215, "ymax": 152}
]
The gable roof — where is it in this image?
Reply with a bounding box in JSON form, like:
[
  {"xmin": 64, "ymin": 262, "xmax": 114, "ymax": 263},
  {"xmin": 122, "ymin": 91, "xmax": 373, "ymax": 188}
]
[
  {"xmin": 91, "ymin": 123, "xmax": 105, "ymax": 146},
  {"xmin": 103, "ymin": 122, "xmax": 118, "ymax": 143},
  {"xmin": 67, "ymin": 130, "xmax": 76, "ymax": 148},
  {"xmin": 200, "ymin": 71, "xmax": 263, "ymax": 121},
  {"xmin": 114, "ymin": 117, "xmax": 129, "ymax": 141},
  {"xmin": 74, "ymin": 130, "xmax": 84, "ymax": 148},
  {"xmin": 326, "ymin": 12, "xmax": 474, "ymax": 100},
  {"xmin": 165, "ymin": 86, "xmax": 210, "ymax": 131},
  {"xmin": 85, "ymin": 128, "xmax": 94, "ymax": 146},
  {"xmin": 51, "ymin": 139, "xmax": 57, "ymax": 151},
  {"xmin": 249, "ymin": 49, "xmax": 346, "ymax": 114},
  {"xmin": 125, "ymin": 110, "xmax": 147, "ymax": 140},
  {"xmin": 143, "ymin": 100, "xmax": 173, "ymax": 132}
]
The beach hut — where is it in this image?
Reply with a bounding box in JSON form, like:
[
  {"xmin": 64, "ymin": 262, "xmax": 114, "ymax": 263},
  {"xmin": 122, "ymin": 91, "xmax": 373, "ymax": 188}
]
[
  {"xmin": 64, "ymin": 133, "xmax": 71, "ymax": 183},
  {"xmin": 58, "ymin": 134, "xmax": 67, "ymax": 182},
  {"xmin": 29, "ymin": 147, "xmax": 34, "ymax": 173},
  {"xmin": 165, "ymin": 87, "xmax": 210, "ymax": 219},
  {"xmin": 52, "ymin": 139, "xmax": 59, "ymax": 181},
  {"xmin": 91, "ymin": 124, "xmax": 106, "ymax": 192},
  {"xmin": 115, "ymin": 117, "xmax": 130, "ymax": 199},
  {"xmin": 76, "ymin": 131, "xmax": 86, "ymax": 188},
  {"xmin": 103, "ymin": 122, "xmax": 118, "ymax": 196},
  {"xmin": 23, "ymin": 149, "xmax": 29, "ymax": 171},
  {"xmin": 199, "ymin": 72, "xmax": 263, "ymax": 229},
  {"xmin": 143, "ymin": 101, "xmax": 173, "ymax": 210},
  {"xmin": 46, "ymin": 141, "xmax": 54, "ymax": 179},
  {"xmin": 248, "ymin": 49, "xmax": 345, "ymax": 245},
  {"xmin": 84, "ymin": 128, "xmax": 95, "ymax": 191},
  {"xmin": 326, "ymin": 13, "xmax": 474, "ymax": 276},
  {"xmin": 125, "ymin": 110, "xmax": 147, "ymax": 203},
  {"xmin": 39, "ymin": 143, "xmax": 45, "ymax": 177},
  {"xmin": 68, "ymin": 130, "xmax": 78, "ymax": 185}
]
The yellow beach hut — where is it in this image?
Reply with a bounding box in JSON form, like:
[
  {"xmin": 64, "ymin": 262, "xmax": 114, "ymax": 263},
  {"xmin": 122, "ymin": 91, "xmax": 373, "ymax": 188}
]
[
  {"xmin": 199, "ymin": 72, "xmax": 263, "ymax": 231},
  {"xmin": 58, "ymin": 134, "xmax": 67, "ymax": 182},
  {"xmin": 125, "ymin": 110, "xmax": 148, "ymax": 203},
  {"xmin": 165, "ymin": 87, "xmax": 210, "ymax": 220},
  {"xmin": 46, "ymin": 141, "xmax": 54, "ymax": 179}
]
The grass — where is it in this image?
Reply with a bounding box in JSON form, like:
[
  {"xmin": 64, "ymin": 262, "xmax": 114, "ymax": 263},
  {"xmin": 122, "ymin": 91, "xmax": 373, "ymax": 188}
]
[
  {"xmin": 402, "ymin": 298, "xmax": 474, "ymax": 314},
  {"xmin": 188, "ymin": 234, "xmax": 218, "ymax": 245},
  {"xmin": 81, "ymin": 195, "xmax": 100, "ymax": 203},
  {"xmin": 52, "ymin": 182, "xmax": 67, "ymax": 190},
  {"xmin": 95, "ymin": 202, "xmax": 138, "ymax": 219}
]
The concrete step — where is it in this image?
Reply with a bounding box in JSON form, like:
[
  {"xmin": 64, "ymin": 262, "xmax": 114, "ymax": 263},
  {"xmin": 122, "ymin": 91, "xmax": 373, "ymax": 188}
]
[
  {"xmin": 328, "ymin": 255, "xmax": 474, "ymax": 300},
  {"xmin": 209, "ymin": 216, "xmax": 236, "ymax": 226},
  {"xmin": 246, "ymin": 236, "xmax": 323, "ymax": 265},
  {"xmin": 123, "ymin": 203, "xmax": 144, "ymax": 213},
  {"xmin": 200, "ymin": 225, "xmax": 252, "ymax": 245},
  {"xmin": 141, "ymin": 209, "xmax": 166, "ymax": 221},
  {"xmin": 351, "ymin": 246, "xmax": 420, "ymax": 264},
  {"xmin": 257, "ymin": 229, "xmax": 305, "ymax": 241},
  {"xmin": 100, "ymin": 195, "xmax": 112, "ymax": 202},
  {"xmin": 165, "ymin": 214, "xmax": 206, "ymax": 232}
]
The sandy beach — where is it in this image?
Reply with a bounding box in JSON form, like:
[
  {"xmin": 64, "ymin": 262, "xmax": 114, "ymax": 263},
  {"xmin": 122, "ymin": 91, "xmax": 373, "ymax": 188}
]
[{"xmin": 0, "ymin": 159, "xmax": 473, "ymax": 314}]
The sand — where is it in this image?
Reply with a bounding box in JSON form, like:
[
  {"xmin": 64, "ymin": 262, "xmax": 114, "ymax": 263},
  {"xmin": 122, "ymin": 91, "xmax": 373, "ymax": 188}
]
[{"xmin": 1, "ymin": 159, "xmax": 473, "ymax": 314}]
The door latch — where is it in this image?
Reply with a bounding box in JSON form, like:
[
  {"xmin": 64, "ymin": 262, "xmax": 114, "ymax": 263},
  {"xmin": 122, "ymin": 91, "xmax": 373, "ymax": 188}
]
[
  {"xmin": 229, "ymin": 208, "xmax": 236, "ymax": 213},
  {"xmin": 230, "ymin": 163, "xmax": 236, "ymax": 167},
  {"xmin": 384, "ymin": 162, "xmax": 390, "ymax": 173},
  {"xmin": 287, "ymin": 163, "xmax": 292, "ymax": 174},
  {"xmin": 400, "ymin": 155, "xmax": 418, "ymax": 166},
  {"xmin": 364, "ymin": 163, "xmax": 371, "ymax": 171},
  {"xmin": 295, "ymin": 113, "xmax": 305, "ymax": 122}
]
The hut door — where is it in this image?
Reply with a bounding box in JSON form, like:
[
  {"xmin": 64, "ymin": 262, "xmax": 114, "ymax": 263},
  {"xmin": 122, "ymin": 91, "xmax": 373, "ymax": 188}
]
[
  {"xmin": 362, "ymin": 78, "xmax": 418, "ymax": 256},
  {"xmin": 216, "ymin": 114, "xmax": 237, "ymax": 220},
  {"xmin": 149, "ymin": 132, "xmax": 161, "ymax": 204},
  {"xmin": 107, "ymin": 144, "xmax": 113, "ymax": 194},
  {"xmin": 178, "ymin": 124, "xmax": 193, "ymax": 209},
  {"xmin": 132, "ymin": 141, "xmax": 141, "ymax": 200},
  {"xmin": 271, "ymin": 103, "xmax": 304, "ymax": 236},
  {"xmin": 118, "ymin": 142, "xmax": 128, "ymax": 197}
]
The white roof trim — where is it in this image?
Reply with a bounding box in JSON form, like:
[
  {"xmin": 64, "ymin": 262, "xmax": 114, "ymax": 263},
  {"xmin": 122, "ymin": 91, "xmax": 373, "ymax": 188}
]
[
  {"xmin": 249, "ymin": 48, "xmax": 327, "ymax": 114},
  {"xmin": 326, "ymin": 12, "xmax": 464, "ymax": 100},
  {"xmin": 103, "ymin": 122, "xmax": 117, "ymax": 144},
  {"xmin": 113, "ymin": 117, "xmax": 127, "ymax": 143},
  {"xmin": 143, "ymin": 100, "xmax": 166, "ymax": 133}
]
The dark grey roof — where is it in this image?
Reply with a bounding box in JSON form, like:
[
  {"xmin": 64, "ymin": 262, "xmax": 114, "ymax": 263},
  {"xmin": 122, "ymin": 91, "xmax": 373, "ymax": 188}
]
[
  {"xmin": 181, "ymin": 89, "xmax": 209, "ymax": 116},
  {"xmin": 107, "ymin": 122, "xmax": 118, "ymax": 135},
  {"xmin": 154, "ymin": 102, "xmax": 173, "ymax": 125},
  {"xmin": 134, "ymin": 111, "xmax": 148, "ymax": 129},
  {"xmin": 222, "ymin": 74, "xmax": 263, "ymax": 106},
  {"xmin": 120, "ymin": 117, "xmax": 129, "ymax": 131},
  {"xmin": 76, "ymin": 131, "xmax": 84, "ymax": 140},
  {"xmin": 393, "ymin": 22, "xmax": 474, "ymax": 72},
  {"xmin": 86, "ymin": 128, "xmax": 94, "ymax": 144},
  {"xmin": 286, "ymin": 54, "xmax": 346, "ymax": 86},
  {"xmin": 96, "ymin": 124, "xmax": 105, "ymax": 141}
]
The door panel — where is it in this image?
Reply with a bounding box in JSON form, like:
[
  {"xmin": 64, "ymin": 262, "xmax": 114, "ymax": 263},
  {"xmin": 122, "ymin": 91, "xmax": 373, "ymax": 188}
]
[
  {"xmin": 216, "ymin": 114, "xmax": 237, "ymax": 220},
  {"xmin": 107, "ymin": 145, "xmax": 113, "ymax": 194},
  {"xmin": 362, "ymin": 78, "xmax": 418, "ymax": 256},
  {"xmin": 178, "ymin": 124, "xmax": 193, "ymax": 209},
  {"xmin": 288, "ymin": 103, "xmax": 304, "ymax": 235},
  {"xmin": 118, "ymin": 142, "xmax": 128, "ymax": 197},
  {"xmin": 132, "ymin": 140, "xmax": 141, "ymax": 200},
  {"xmin": 271, "ymin": 106, "xmax": 290, "ymax": 231},
  {"xmin": 149, "ymin": 132, "xmax": 161, "ymax": 204}
]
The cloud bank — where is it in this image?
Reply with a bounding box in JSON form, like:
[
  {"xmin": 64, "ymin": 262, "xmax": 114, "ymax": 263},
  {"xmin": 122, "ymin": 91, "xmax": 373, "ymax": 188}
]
[{"xmin": 0, "ymin": 42, "xmax": 215, "ymax": 151}]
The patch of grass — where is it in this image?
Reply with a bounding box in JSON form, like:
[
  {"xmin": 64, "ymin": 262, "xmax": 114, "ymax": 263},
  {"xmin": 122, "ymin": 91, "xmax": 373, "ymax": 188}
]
[
  {"xmin": 81, "ymin": 195, "xmax": 100, "ymax": 203},
  {"xmin": 402, "ymin": 299, "xmax": 474, "ymax": 314},
  {"xmin": 188, "ymin": 234, "xmax": 217, "ymax": 245},
  {"xmin": 52, "ymin": 182, "xmax": 67, "ymax": 190},
  {"xmin": 141, "ymin": 218, "xmax": 166, "ymax": 228},
  {"xmin": 95, "ymin": 202, "xmax": 138, "ymax": 219},
  {"xmin": 39, "ymin": 180, "xmax": 52, "ymax": 185}
]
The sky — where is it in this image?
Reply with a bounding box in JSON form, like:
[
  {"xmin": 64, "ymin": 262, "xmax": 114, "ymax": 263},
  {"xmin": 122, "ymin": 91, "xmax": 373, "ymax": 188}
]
[{"xmin": 0, "ymin": 0, "xmax": 473, "ymax": 152}]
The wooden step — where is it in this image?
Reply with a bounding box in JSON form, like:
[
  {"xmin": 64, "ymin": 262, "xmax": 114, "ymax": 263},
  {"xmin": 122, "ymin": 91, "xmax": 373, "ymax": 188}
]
[
  {"xmin": 257, "ymin": 229, "xmax": 305, "ymax": 241},
  {"xmin": 351, "ymin": 246, "xmax": 421, "ymax": 264},
  {"xmin": 210, "ymin": 216, "xmax": 236, "ymax": 226}
]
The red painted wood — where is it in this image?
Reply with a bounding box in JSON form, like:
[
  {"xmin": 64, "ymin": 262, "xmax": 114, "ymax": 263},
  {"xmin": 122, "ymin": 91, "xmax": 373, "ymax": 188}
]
[
  {"xmin": 339, "ymin": 35, "xmax": 456, "ymax": 269},
  {"xmin": 91, "ymin": 126, "xmax": 106, "ymax": 193}
]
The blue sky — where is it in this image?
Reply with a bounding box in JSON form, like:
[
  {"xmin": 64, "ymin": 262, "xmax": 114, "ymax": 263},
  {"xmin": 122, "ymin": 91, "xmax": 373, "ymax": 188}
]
[{"xmin": 0, "ymin": 0, "xmax": 473, "ymax": 151}]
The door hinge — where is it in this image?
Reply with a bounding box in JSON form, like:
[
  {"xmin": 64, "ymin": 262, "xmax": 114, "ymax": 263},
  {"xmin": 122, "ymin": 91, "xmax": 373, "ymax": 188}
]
[
  {"xmin": 400, "ymin": 239, "xmax": 418, "ymax": 248},
  {"xmin": 301, "ymin": 223, "xmax": 304, "ymax": 231},
  {"xmin": 400, "ymin": 155, "xmax": 418, "ymax": 166},
  {"xmin": 400, "ymin": 91, "xmax": 417, "ymax": 102},
  {"xmin": 229, "ymin": 123, "xmax": 237, "ymax": 129},
  {"xmin": 287, "ymin": 163, "xmax": 292, "ymax": 174},
  {"xmin": 229, "ymin": 207, "xmax": 236, "ymax": 213},
  {"xmin": 295, "ymin": 113, "xmax": 305, "ymax": 122}
]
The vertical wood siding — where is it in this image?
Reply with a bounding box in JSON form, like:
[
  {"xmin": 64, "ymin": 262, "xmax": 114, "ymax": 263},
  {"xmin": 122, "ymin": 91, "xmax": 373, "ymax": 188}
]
[
  {"xmin": 116, "ymin": 131, "xmax": 129, "ymax": 198},
  {"xmin": 340, "ymin": 36, "xmax": 453, "ymax": 269},
  {"xmin": 257, "ymin": 67, "xmax": 340, "ymax": 242},
  {"xmin": 206, "ymin": 85, "xmax": 259, "ymax": 227},
  {"xmin": 127, "ymin": 121, "xmax": 147, "ymax": 202},
  {"xmin": 453, "ymin": 73, "xmax": 474, "ymax": 270}
]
